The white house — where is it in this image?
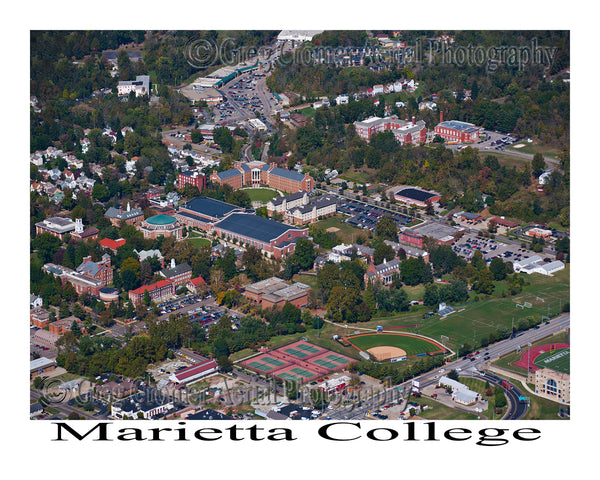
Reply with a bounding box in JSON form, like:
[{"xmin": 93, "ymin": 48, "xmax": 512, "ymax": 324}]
[{"xmin": 335, "ymin": 95, "xmax": 349, "ymax": 105}]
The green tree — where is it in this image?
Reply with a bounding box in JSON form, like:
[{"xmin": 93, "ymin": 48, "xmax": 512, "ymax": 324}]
[
  {"xmin": 531, "ymin": 152, "xmax": 546, "ymax": 177},
  {"xmin": 375, "ymin": 214, "xmax": 398, "ymax": 242},
  {"xmin": 293, "ymin": 238, "xmax": 316, "ymax": 271},
  {"xmin": 213, "ymin": 127, "xmax": 234, "ymax": 153},
  {"xmin": 489, "ymin": 257, "xmax": 508, "ymax": 281},
  {"xmin": 32, "ymin": 233, "xmax": 61, "ymax": 263},
  {"xmin": 373, "ymin": 242, "xmax": 396, "ymax": 265}
]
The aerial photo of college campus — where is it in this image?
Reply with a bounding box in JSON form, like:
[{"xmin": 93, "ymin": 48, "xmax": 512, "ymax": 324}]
[{"xmin": 29, "ymin": 29, "xmax": 571, "ymax": 425}]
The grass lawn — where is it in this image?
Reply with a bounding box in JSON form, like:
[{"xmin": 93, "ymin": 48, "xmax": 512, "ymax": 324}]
[
  {"xmin": 231, "ymin": 348, "xmax": 257, "ymax": 362},
  {"xmin": 522, "ymin": 394, "xmax": 569, "ymax": 420},
  {"xmin": 298, "ymin": 107, "xmax": 316, "ymax": 118},
  {"xmin": 292, "ymin": 273, "xmax": 318, "ymax": 289},
  {"xmin": 505, "ymin": 142, "xmax": 561, "ymax": 160},
  {"xmin": 315, "ymin": 214, "xmax": 370, "ymax": 244},
  {"xmin": 242, "ymin": 188, "xmax": 279, "ymax": 203},
  {"xmin": 188, "ymin": 236, "xmax": 212, "ymax": 249},
  {"xmin": 417, "ymin": 397, "xmax": 480, "ymax": 420}
]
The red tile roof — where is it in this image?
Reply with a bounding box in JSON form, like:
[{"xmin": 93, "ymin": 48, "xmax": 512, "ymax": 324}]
[
  {"xmin": 130, "ymin": 279, "xmax": 172, "ymax": 295},
  {"xmin": 99, "ymin": 237, "xmax": 126, "ymax": 250},
  {"xmin": 188, "ymin": 276, "xmax": 207, "ymax": 287}
]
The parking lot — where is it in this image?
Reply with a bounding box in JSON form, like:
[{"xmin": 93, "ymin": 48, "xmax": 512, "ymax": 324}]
[
  {"xmin": 213, "ymin": 72, "xmax": 278, "ymax": 131},
  {"xmin": 453, "ymin": 231, "xmax": 538, "ymax": 264},
  {"xmin": 336, "ymin": 197, "xmax": 413, "ymax": 231}
]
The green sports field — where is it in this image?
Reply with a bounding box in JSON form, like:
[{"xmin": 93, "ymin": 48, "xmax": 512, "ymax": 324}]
[
  {"xmin": 534, "ymin": 348, "xmax": 570, "ymax": 374},
  {"xmin": 346, "ymin": 333, "xmax": 445, "ymax": 357}
]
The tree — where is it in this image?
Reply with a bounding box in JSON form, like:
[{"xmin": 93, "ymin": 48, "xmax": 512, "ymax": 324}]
[
  {"xmin": 190, "ymin": 129, "xmax": 204, "ymax": 144},
  {"xmin": 489, "ymin": 257, "xmax": 508, "ymax": 281},
  {"xmin": 213, "ymin": 127, "xmax": 234, "ymax": 153},
  {"xmin": 531, "ymin": 152, "xmax": 546, "ymax": 177},
  {"xmin": 423, "ymin": 283, "xmax": 439, "ymax": 307},
  {"xmin": 32, "ymin": 233, "xmax": 62, "ymax": 263},
  {"xmin": 293, "ymin": 238, "xmax": 316, "ymax": 271},
  {"xmin": 373, "ymin": 242, "xmax": 396, "ymax": 265},
  {"xmin": 375, "ymin": 214, "xmax": 398, "ymax": 242},
  {"xmin": 120, "ymin": 269, "xmax": 139, "ymax": 291}
]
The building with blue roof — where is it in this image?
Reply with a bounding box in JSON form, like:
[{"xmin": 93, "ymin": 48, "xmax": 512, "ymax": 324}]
[
  {"xmin": 174, "ymin": 196, "xmax": 245, "ymax": 229},
  {"xmin": 212, "ymin": 213, "xmax": 309, "ymax": 259}
]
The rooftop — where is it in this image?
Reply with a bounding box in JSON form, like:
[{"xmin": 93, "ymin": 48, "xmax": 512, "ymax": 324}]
[
  {"xmin": 181, "ymin": 196, "xmax": 241, "ymax": 219},
  {"xmin": 145, "ymin": 214, "xmax": 178, "ymax": 226},
  {"xmin": 396, "ymin": 188, "xmax": 439, "ymax": 202},
  {"xmin": 214, "ymin": 213, "xmax": 306, "ymax": 244}
]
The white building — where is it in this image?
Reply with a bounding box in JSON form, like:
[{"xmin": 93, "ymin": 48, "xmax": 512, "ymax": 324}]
[
  {"xmin": 438, "ymin": 376, "xmax": 480, "ymax": 405},
  {"xmin": 277, "ymin": 30, "xmax": 324, "ymax": 42},
  {"xmin": 335, "ymin": 95, "xmax": 349, "ymax": 105},
  {"xmin": 117, "ymin": 75, "xmax": 151, "ymax": 97},
  {"xmin": 512, "ymin": 255, "xmax": 565, "ymax": 276}
]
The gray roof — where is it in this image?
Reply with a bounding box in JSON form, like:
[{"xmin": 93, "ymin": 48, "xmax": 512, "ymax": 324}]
[
  {"xmin": 105, "ymin": 206, "xmax": 143, "ymax": 220},
  {"xmin": 269, "ymin": 166, "xmax": 305, "ymax": 182},
  {"xmin": 269, "ymin": 191, "xmax": 305, "ymax": 206},
  {"xmin": 77, "ymin": 260, "xmax": 100, "ymax": 276},
  {"xmin": 374, "ymin": 259, "xmax": 401, "ymax": 274},
  {"xmin": 161, "ymin": 263, "xmax": 192, "ymax": 278},
  {"xmin": 214, "ymin": 213, "xmax": 305, "ymax": 243},
  {"xmin": 216, "ymin": 168, "xmax": 242, "ymax": 180},
  {"xmin": 30, "ymin": 357, "xmax": 55, "ymax": 371}
]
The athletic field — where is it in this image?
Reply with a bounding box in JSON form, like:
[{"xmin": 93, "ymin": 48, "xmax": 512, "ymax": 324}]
[
  {"xmin": 534, "ymin": 348, "xmax": 570, "ymax": 374},
  {"xmin": 345, "ymin": 333, "xmax": 446, "ymax": 361}
]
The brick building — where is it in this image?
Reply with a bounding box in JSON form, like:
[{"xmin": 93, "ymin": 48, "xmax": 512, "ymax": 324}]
[
  {"xmin": 138, "ymin": 214, "xmax": 183, "ymax": 240},
  {"xmin": 433, "ymin": 117, "xmax": 479, "ymax": 143},
  {"xmin": 42, "ymin": 263, "xmax": 105, "ymax": 296},
  {"xmin": 354, "ymin": 115, "xmax": 427, "ymax": 145},
  {"xmin": 105, "ymin": 203, "xmax": 144, "ymax": 227},
  {"xmin": 211, "ymin": 213, "xmax": 309, "ymax": 259},
  {"xmin": 35, "ymin": 216, "xmax": 74, "ymax": 240},
  {"xmin": 76, "ymin": 254, "xmax": 113, "ymax": 286},
  {"xmin": 159, "ymin": 260, "xmax": 193, "ymax": 287},
  {"xmin": 128, "ymin": 279, "xmax": 174, "ymax": 306},
  {"xmin": 210, "ymin": 161, "xmax": 314, "ymax": 194},
  {"xmin": 243, "ymin": 277, "xmax": 310, "ymax": 309},
  {"xmin": 178, "ymin": 170, "xmax": 206, "ymax": 192},
  {"xmin": 30, "ymin": 307, "xmax": 51, "ymax": 328},
  {"xmin": 364, "ymin": 258, "xmax": 401, "ymax": 285}
]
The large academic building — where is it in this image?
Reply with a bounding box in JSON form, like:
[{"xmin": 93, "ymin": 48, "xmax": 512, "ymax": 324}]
[
  {"xmin": 211, "ymin": 213, "xmax": 309, "ymax": 258},
  {"xmin": 210, "ymin": 161, "xmax": 314, "ymax": 193}
]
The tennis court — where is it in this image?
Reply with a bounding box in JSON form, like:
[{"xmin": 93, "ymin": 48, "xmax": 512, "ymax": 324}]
[
  {"xmin": 290, "ymin": 367, "xmax": 318, "ymax": 378},
  {"xmin": 260, "ymin": 357, "xmax": 287, "ymax": 367},
  {"xmin": 312, "ymin": 358, "xmax": 340, "ymax": 370},
  {"xmin": 325, "ymin": 353, "xmax": 352, "ymax": 364},
  {"xmin": 278, "ymin": 372, "xmax": 303, "ymax": 383},
  {"xmin": 242, "ymin": 340, "xmax": 355, "ymax": 384},
  {"xmin": 247, "ymin": 361, "xmax": 275, "ymax": 372},
  {"xmin": 295, "ymin": 343, "xmax": 323, "ymax": 354}
]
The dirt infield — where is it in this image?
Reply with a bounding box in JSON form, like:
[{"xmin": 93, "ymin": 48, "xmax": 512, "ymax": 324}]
[{"xmin": 367, "ymin": 346, "xmax": 407, "ymax": 361}]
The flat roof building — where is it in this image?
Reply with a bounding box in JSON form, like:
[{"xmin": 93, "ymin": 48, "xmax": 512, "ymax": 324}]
[
  {"xmin": 394, "ymin": 187, "xmax": 441, "ymax": 207},
  {"xmin": 212, "ymin": 213, "xmax": 309, "ymax": 258},
  {"xmin": 243, "ymin": 276, "xmax": 310, "ymax": 308}
]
